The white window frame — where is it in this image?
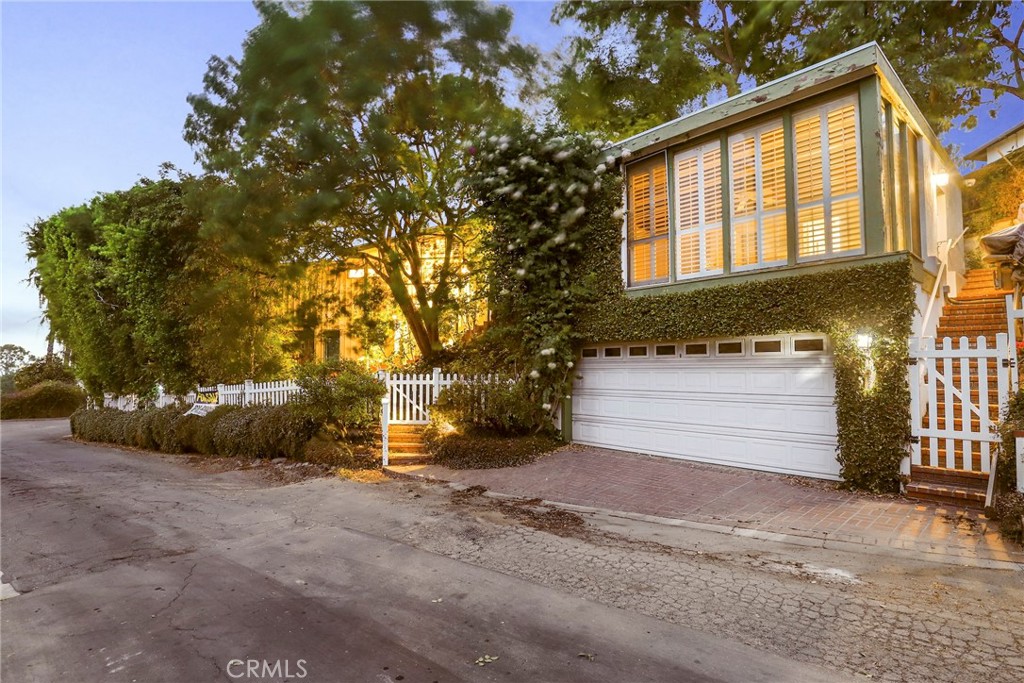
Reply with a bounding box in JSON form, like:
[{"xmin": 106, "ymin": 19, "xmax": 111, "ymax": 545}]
[
  {"xmin": 674, "ymin": 141, "xmax": 724, "ymax": 280},
  {"xmin": 751, "ymin": 337, "xmax": 786, "ymax": 356},
  {"xmin": 728, "ymin": 119, "xmax": 788, "ymax": 272},
  {"xmin": 793, "ymin": 95, "xmax": 864, "ymax": 263},
  {"xmin": 791, "ymin": 334, "xmax": 829, "ymax": 355},
  {"xmin": 715, "ymin": 340, "xmax": 746, "ymax": 357}
]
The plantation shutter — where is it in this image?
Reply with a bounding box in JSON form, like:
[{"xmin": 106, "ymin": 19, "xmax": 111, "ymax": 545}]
[
  {"xmin": 675, "ymin": 142, "xmax": 723, "ymax": 278},
  {"xmin": 627, "ymin": 157, "xmax": 670, "ymax": 285},
  {"xmin": 729, "ymin": 120, "xmax": 787, "ymax": 270},
  {"xmin": 795, "ymin": 97, "xmax": 862, "ymax": 260}
]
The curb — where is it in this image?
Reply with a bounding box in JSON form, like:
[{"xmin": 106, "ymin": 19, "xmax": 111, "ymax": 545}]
[{"xmin": 383, "ymin": 466, "xmax": 1024, "ymax": 571}]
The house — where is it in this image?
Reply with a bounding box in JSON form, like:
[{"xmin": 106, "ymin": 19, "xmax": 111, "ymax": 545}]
[
  {"xmin": 965, "ymin": 121, "xmax": 1024, "ymax": 166},
  {"xmin": 569, "ymin": 43, "xmax": 971, "ymax": 492}
]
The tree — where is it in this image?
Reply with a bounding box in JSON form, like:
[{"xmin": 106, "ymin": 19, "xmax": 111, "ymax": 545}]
[
  {"xmin": 0, "ymin": 344, "xmax": 33, "ymax": 376},
  {"xmin": 552, "ymin": 1, "xmax": 1008, "ymax": 138},
  {"xmin": 184, "ymin": 1, "xmax": 537, "ymax": 362},
  {"xmin": 25, "ymin": 171, "xmax": 297, "ymax": 396}
]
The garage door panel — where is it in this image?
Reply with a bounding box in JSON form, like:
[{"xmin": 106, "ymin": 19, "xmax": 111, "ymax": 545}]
[{"xmin": 573, "ymin": 335, "xmax": 840, "ymax": 480}]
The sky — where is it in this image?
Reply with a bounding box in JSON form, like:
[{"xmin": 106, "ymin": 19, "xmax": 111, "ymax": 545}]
[{"xmin": 2, "ymin": 1, "xmax": 1022, "ymax": 358}]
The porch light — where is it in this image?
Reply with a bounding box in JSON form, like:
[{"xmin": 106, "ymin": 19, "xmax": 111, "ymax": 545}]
[
  {"xmin": 932, "ymin": 172, "xmax": 950, "ymax": 188},
  {"xmin": 856, "ymin": 333, "xmax": 873, "ymax": 350}
]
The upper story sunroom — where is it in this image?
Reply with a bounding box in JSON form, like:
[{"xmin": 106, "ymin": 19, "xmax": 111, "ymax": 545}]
[{"xmin": 610, "ymin": 42, "xmax": 963, "ymax": 295}]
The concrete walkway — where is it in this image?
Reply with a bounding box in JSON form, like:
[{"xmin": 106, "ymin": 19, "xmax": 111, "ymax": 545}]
[{"xmin": 387, "ymin": 446, "xmax": 1024, "ymax": 568}]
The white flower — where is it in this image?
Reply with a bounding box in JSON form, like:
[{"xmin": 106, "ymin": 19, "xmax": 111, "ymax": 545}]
[
  {"xmin": 529, "ymin": 220, "xmax": 542, "ymax": 231},
  {"xmin": 518, "ymin": 155, "xmax": 535, "ymax": 167},
  {"xmin": 516, "ymin": 268, "xmax": 526, "ymax": 276},
  {"xmin": 594, "ymin": 163, "xmax": 607, "ymax": 175},
  {"xmin": 540, "ymin": 348, "xmax": 555, "ymax": 356},
  {"xmin": 512, "ymin": 190, "xmax": 523, "ymax": 200},
  {"xmin": 548, "ymin": 203, "xmax": 559, "ymax": 213},
  {"xmin": 566, "ymin": 182, "xmax": 580, "ymax": 194},
  {"xmin": 494, "ymin": 184, "xmax": 515, "ymax": 195},
  {"xmin": 497, "ymin": 166, "xmax": 508, "ymax": 175},
  {"xmin": 552, "ymin": 232, "xmax": 567, "ymax": 244},
  {"xmin": 605, "ymin": 155, "xmax": 615, "ymax": 165},
  {"xmin": 570, "ymin": 206, "xmax": 586, "ymax": 219},
  {"xmin": 592, "ymin": 180, "xmax": 602, "ymax": 191},
  {"xmin": 567, "ymin": 361, "xmax": 574, "ymax": 368},
  {"xmin": 489, "ymin": 135, "xmax": 498, "ymax": 144},
  {"xmin": 620, "ymin": 148, "xmax": 632, "ymax": 159},
  {"xmin": 547, "ymin": 362, "xmax": 557, "ymax": 369},
  {"xmin": 554, "ymin": 150, "xmax": 571, "ymax": 161},
  {"xmin": 529, "ymin": 370, "xmax": 540, "ymax": 379},
  {"xmin": 499, "ymin": 288, "xmax": 510, "ymax": 296},
  {"xmin": 612, "ymin": 208, "xmax": 626, "ymax": 220},
  {"xmin": 592, "ymin": 139, "xmax": 604, "ymax": 149},
  {"xmin": 542, "ymin": 402, "xmax": 552, "ymax": 410},
  {"xmin": 546, "ymin": 183, "xmax": 557, "ymax": 193},
  {"xmin": 498, "ymin": 135, "xmax": 511, "ymax": 146},
  {"xmin": 499, "ymin": 142, "xmax": 509, "ymax": 151},
  {"xmin": 506, "ymin": 243, "xmax": 515, "ymax": 251}
]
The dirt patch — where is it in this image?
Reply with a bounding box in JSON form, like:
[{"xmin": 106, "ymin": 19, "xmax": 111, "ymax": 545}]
[
  {"xmin": 494, "ymin": 498, "xmax": 586, "ymax": 536},
  {"xmin": 449, "ymin": 485, "xmax": 489, "ymax": 504},
  {"xmin": 336, "ymin": 468, "xmax": 389, "ymax": 484},
  {"xmin": 182, "ymin": 455, "xmax": 335, "ymax": 485}
]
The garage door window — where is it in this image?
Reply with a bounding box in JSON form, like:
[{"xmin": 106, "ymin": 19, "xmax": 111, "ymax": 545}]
[
  {"xmin": 753, "ymin": 339, "xmax": 784, "ymax": 354},
  {"xmin": 604, "ymin": 347, "xmax": 622, "ymax": 358},
  {"xmin": 793, "ymin": 337, "xmax": 826, "ymax": 353},
  {"xmin": 655, "ymin": 344, "xmax": 677, "ymax": 357},
  {"xmin": 629, "ymin": 346, "xmax": 649, "ymax": 357},
  {"xmin": 581, "ymin": 348, "xmax": 598, "ymax": 358},
  {"xmin": 684, "ymin": 342, "xmax": 709, "ymax": 356},
  {"xmin": 717, "ymin": 341, "xmax": 744, "ymax": 355}
]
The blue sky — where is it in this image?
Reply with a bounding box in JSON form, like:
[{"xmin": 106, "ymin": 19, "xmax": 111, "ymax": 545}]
[{"xmin": 2, "ymin": 1, "xmax": 1022, "ymax": 356}]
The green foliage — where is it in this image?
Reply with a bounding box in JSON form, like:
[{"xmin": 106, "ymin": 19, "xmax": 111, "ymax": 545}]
[
  {"xmin": 185, "ymin": 1, "xmax": 536, "ymax": 362},
  {"xmin": 292, "ymin": 360, "xmax": 385, "ymax": 437},
  {"xmin": 579, "ymin": 259, "xmax": 917, "ymax": 493},
  {"xmin": 553, "ymin": 0, "xmax": 1008, "ymax": 136},
  {"xmin": 423, "ymin": 427, "xmax": 562, "ymax": 469},
  {"xmin": 0, "ymin": 381, "xmax": 86, "ymax": 420},
  {"xmin": 0, "ymin": 344, "xmax": 34, "ymax": 376},
  {"xmin": 964, "ymin": 147, "xmax": 1024, "ymax": 238},
  {"xmin": 211, "ymin": 405, "xmax": 318, "ymax": 460},
  {"xmin": 997, "ymin": 389, "xmax": 1024, "ymax": 494},
  {"xmin": 433, "ymin": 379, "xmax": 546, "ymax": 437},
  {"xmin": 25, "ymin": 172, "xmax": 299, "ymax": 396},
  {"xmin": 13, "ymin": 358, "xmax": 76, "ymax": 391},
  {"xmin": 990, "ymin": 491, "xmax": 1024, "ymax": 544},
  {"xmin": 464, "ymin": 122, "xmax": 624, "ymax": 429}
]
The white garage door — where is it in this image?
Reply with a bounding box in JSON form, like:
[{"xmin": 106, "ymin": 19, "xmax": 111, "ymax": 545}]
[{"xmin": 572, "ymin": 335, "xmax": 840, "ymax": 479}]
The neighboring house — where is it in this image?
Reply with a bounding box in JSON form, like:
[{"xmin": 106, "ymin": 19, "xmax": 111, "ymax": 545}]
[
  {"xmin": 965, "ymin": 121, "xmax": 1024, "ymax": 166},
  {"xmin": 571, "ymin": 43, "xmax": 963, "ymax": 483}
]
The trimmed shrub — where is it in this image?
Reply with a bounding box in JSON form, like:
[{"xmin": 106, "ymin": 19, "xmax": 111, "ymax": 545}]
[
  {"xmin": 990, "ymin": 491, "xmax": 1024, "ymax": 544},
  {"xmin": 291, "ymin": 360, "xmax": 385, "ymax": 437},
  {"xmin": 303, "ymin": 436, "xmax": 376, "ymax": 469},
  {"xmin": 13, "ymin": 358, "xmax": 76, "ymax": 391},
  {"xmin": 424, "ymin": 426, "xmax": 561, "ymax": 469},
  {"xmin": 1, "ymin": 381, "xmax": 86, "ymax": 419},
  {"xmin": 433, "ymin": 379, "xmax": 543, "ymax": 437},
  {"xmin": 210, "ymin": 404, "xmax": 318, "ymax": 459}
]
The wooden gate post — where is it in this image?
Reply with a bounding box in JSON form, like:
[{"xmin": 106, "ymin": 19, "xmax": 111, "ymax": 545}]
[
  {"xmin": 1016, "ymin": 432, "xmax": 1024, "ymax": 493},
  {"xmin": 381, "ymin": 397, "xmax": 390, "ymax": 468}
]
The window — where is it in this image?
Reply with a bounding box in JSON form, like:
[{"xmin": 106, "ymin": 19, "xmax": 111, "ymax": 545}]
[
  {"xmin": 684, "ymin": 342, "xmax": 709, "ymax": 356},
  {"xmin": 729, "ymin": 120, "xmax": 788, "ymax": 270},
  {"xmin": 794, "ymin": 97, "xmax": 862, "ymax": 260},
  {"xmin": 675, "ymin": 142, "xmax": 724, "ymax": 278},
  {"xmin": 793, "ymin": 337, "xmax": 826, "ymax": 353},
  {"xmin": 717, "ymin": 341, "xmax": 744, "ymax": 355},
  {"xmin": 655, "ymin": 344, "xmax": 677, "ymax": 357},
  {"xmin": 604, "ymin": 347, "xmax": 622, "ymax": 358},
  {"xmin": 581, "ymin": 348, "xmax": 598, "ymax": 358},
  {"xmin": 627, "ymin": 157, "xmax": 670, "ymax": 285},
  {"xmin": 322, "ymin": 330, "xmax": 341, "ymax": 362},
  {"xmin": 628, "ymin": 346, "xmax": 649, "ymax": 357},
  {"xmin": 753, "ymin": 339, "xmax": 783, "ymax": 354}
]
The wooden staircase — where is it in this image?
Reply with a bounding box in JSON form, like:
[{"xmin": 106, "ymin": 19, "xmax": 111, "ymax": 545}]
[
  {"xmin": 383, "ymin": 425, "xmax": 431, "ymax": 465},
  {"xmin": 907, "ymin": 268, "xmax": 1011, "ymax": 508}
]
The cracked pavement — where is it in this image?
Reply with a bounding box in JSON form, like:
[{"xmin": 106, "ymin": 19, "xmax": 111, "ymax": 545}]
[{"xmin": 2, "ymin": 419, "xmax": 1022, "ymax": 682}]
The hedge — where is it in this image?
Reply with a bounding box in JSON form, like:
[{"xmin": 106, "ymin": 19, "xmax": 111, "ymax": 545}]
[
  {"xmin": 1, "ymin": 381, "xmax": 86, "ymax": 419},
  {"xmin": 70, "ymin": 403, "xmax": 375, "ymax": 465}
]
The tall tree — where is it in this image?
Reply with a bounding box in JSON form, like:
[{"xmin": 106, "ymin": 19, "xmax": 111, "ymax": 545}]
[
  {"xmin": 25, "ymin": 172, "xmax": 295, "ymax": 396},
  {"xmin": 553, "ymin": 1, "xmax": 1008, "ymax": 138},
  {"xmin": 184, "ymin": 1, "xmax": 537, "ymax": 362}
]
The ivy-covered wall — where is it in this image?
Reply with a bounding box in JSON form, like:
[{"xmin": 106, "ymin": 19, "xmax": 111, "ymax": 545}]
[{"xmin": 576, "ymin": 258, "xmax": 917, "ymax": 493}]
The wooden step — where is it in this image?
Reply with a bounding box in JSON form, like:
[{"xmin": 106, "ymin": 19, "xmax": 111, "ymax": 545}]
[
  {"xmin": 905, "ymin": 482, "xmax": 986, "ymax": 509},
  {"xmin": 386, "ymin": 453, "xmax": 432, "ymax": 465},
  {"xmin": 910, "ymin": 465, "xmax": 989, "ymax": 488}
]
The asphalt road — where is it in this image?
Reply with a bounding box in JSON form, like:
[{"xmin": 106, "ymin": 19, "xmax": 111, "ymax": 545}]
[{"xmin": 1, "ymin": 419, "xmax": 852, "ymax": 682}]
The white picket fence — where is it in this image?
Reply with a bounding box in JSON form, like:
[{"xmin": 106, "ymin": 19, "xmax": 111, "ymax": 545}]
[{"xmin": 378, "ymin": 368, "xmax": 460, "ymax": 424}]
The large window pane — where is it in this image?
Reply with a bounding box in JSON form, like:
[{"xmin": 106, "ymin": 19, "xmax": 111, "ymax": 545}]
[
  {"xmin": 674, "ymin": 142, "xmax": 723, "ymax": 279},
  {"xmin": 626, "ymin": 157, "xmax": 670, "ymax": 285},
  {"xmin": 729, "ymin": 121, "xmax": 787, "ymax": 270}
]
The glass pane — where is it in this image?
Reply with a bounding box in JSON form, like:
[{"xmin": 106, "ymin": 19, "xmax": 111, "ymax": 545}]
[
  {"xmin": 754, "ymin": 339, "xmax": 783, "ymax": 353},
  {"xmin": 676, "ymin": 154, "xmax": 700, "ymax": 230},
  {"xmin": 654, "ymin": 237, "xmax": 669, "ymax": 279},
  {"xmin": 652, "ymin": 164, "xmax": 670, "ymax": 237},
  {"xmin": 717, "ymin": 341, "xmax": 743, "ymax": 354},
  {"xmin": 762, "ymin": 213, "xmax": 788, "ymax": 263},
  {"xmin": 828, "ymin": 104, "xmax": 859, "ymax": 196},
  {"xmin": 794, "ymin": 338, "xmax": 825, "ymax": 352},
  {"xmin": 732, "ymin": 220, "xmax": 758, "ymax": 268},
  {"xmin": 684, "ymin": 343, "xmax": 708, "ymax": 355},
  {"xmin": 761, "ymin": 125, "xmax": 787, "ymax": 210},
  {"xmin": 705, "ymin": 226, "xmax": 723, "ymax": 271},
  {"xmin": 604, "ymin": 347, "xmax": 622, "ymax": 358},
  {"xmin": 629, "ymin": 171, "xmax": 651, "ymax": 240},
  {"xmin": 798, "ymin": 205, "xmax": 827, "ymax": 258},
  {"xmin": 628, "ymin": 346, "xmax": 648, "ymax": 357},
  {"xmin": 795, "ymin": 113, "xmax": 824, "ymax": 204},
  {"xmin": 632, "ymin": 242, "xmax": 651, "ymax": 283},
  {"xmin": 677, "ymin": 231, "xmax": 701, "ymax": 275},
  {"xmin": 831, "ymin": 197, "xmax": 862, "ymax": 252},
  {"xmin": 731, "ymin": 137, "xmax": 756, "ymax": 217},
  {"xmin": 703, "ymin": 147, "xmax": 722, "ymax": 224},
  {"xmin": 655, "ymin": 344, "xmax": 676, "ymax": 356}
]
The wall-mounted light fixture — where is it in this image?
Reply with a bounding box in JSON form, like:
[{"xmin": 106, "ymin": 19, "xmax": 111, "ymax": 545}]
[
  {"xmin": 856, "ymin": 333, "xmax": 874, "ymax": 351},
  {"xmin": 932, "ymin": 172, "xmax": 950, "ymax": 188}
]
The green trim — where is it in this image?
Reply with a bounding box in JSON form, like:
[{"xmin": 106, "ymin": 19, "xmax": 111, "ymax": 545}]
[
  {"xmin": 666, "ymin": 148, "xmax": 677, "ymax": 283},
  {"xmin": 858, "ymin": 78, "xmax": 887, "ymax": 257},
  {"xmin": 720, "ymin": 134, "xmax": 732, "ymax": 275},
  {"xmin": 561, "ymin": 395, "xmax": 572, "ymax": 442},
  {"xmin": 884, "ymin": 100, "xmax": 897, "ymax": 252},
  {"xmin": 783, "ymin": 111, "xmax": 798, "ymax": 265},
  {"xmin": 624, "ymin": 252, "xmax": 910, "ymax": 298}
]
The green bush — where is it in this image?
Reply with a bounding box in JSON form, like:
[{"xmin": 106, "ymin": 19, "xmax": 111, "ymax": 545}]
[
  {"xmin": 13, "ymin": 358, "xmax": 76, "ymax": 391},
  {"xmin": 210, "ymin": 404, "xmax": 318, "ymax": 459},
  {"xmin": 433, "ymin": 379, "xmax": 545, "ymax": 436},
  {"xmin": 292, "ymin": 360, "xmax": 385, "ymax": 436},
  {"xmin": 303, "ymin": 436, "xmax": 376, "ymax": 469},
  {"xmin": 990, "ymin": 491, "xmax": 1024, "ymax": 544},
  {"xmin": 1, "ymin": 381, "xmax": 86, "ymax": 419},
  {"xmin": 997, "ymin": 390, "xmax": 1023, "ymax": 494},
  {"xmin": 424, "ymin": 426, "xmax": 561, "ymax": 469}
]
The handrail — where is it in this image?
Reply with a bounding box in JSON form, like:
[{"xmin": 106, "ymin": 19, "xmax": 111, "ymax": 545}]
[{"xmin": 920, "ymin": 227, "xmax": 970, "ymax": 348}]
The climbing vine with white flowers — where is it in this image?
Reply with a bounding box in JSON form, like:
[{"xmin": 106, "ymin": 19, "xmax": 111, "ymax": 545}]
[{"xmin": 465, "ymin": 123, "xmax": 625, "ymax": 427}]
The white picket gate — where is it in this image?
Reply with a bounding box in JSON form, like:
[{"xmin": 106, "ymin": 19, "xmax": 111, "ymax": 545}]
[
  {"xmin": 908, "ymin": 335, "xmax": 1011, "ymax": 485},
  {"xmin": 378, "ymin": 368, "xmax": 459, "ymax": 424}
]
